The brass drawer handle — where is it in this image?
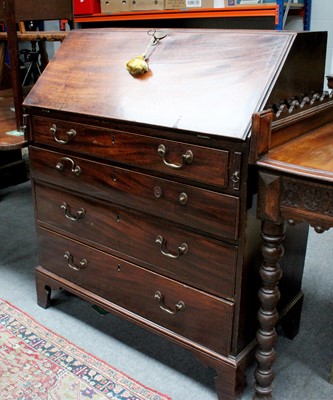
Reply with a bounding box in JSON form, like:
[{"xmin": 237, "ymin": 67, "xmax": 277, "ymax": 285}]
[
  {"xmin": 154, "ymin": 291, "xmax": 185, "ymax": 315},
  {"xmin": 56, "ymin": 157, "xmax": 81, "ymax": 176},
  {"xmin": 61, "ymin": 202, "xmax": 86, "ymax": 221},
  {"xmin": 157, "ymin": 144, "xmax": 193, "ymax": 169},
  {"xmin": 50, "ymin": 124, "xmax": 77, "ymax": 144},
  {"xmin": 64, "ymin": 251, "xmax": 87, "ymax": 271},
  {"xmin": 155, "ymin": 235, "xmax": 188, "ymax": 259}
]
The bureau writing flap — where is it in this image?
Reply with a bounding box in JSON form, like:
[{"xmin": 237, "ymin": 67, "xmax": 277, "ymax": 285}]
[{"xmin": 23, "ymin": 28, "xmax": 327, "ymax": 140}]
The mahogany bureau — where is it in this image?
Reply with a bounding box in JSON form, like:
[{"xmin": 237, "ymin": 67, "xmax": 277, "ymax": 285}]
[{"xmin": 23, "ymin": 29, "xmax": 327, "ymax": 399}]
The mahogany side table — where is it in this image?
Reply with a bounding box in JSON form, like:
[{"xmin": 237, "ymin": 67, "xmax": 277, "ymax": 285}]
[{"xmin": 252, "ymin": 95, "xmax": 333, "ymax": 399}]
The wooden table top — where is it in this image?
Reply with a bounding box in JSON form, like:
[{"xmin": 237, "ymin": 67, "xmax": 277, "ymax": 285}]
[
  {"xmin": 257, "ymin": 120, "xmax": 333, "ymax": 183},
  {"xmin": 0, "ymin": 88, "xmax": 28, "ymax": 150}
]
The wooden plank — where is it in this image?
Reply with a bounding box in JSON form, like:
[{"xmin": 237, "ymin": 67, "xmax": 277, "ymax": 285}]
[{"xmin": 0, "ymin": 31, "xmax": 68, "ymax": 42}]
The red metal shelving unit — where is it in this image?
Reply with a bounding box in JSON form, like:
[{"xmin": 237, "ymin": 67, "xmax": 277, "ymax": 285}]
[{"xmin": 74, "ymin": 5, "xmax": 280, "ymax": 24}]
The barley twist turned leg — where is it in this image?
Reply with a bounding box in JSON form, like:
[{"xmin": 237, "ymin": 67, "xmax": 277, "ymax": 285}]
[{"xmin": 253, "ymin": 220, "xmax": 286, "ymax": 400}]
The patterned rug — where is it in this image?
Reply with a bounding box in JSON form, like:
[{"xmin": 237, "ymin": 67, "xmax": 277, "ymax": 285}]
[{"xmin": 0, "ymin": 299, "xmax": 171, "ymax": 400}]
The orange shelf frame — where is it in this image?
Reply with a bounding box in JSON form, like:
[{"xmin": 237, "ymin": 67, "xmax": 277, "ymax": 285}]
[{"xmin": 74, "ymin": 5, "xmax": 279, "ymax": 24}]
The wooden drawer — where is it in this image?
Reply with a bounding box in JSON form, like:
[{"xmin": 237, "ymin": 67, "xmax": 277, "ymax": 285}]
[
  {"xmin": 37, "ymin": 227, "xmax": 234, "ymax": 355},
  {"xmin": 30, "ymin": 146, "xmax": 240, "ymax": 240},
  {"xmin": 34, "ymin": 182, "xmax": 238, "ymax": 299},
  {"xmin": 32, "ymin": 116, "xmax": 230, "ymax": 188}
]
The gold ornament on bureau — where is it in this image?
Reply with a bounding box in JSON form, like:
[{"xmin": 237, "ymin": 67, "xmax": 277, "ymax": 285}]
[{"xmin": 125, "ymin": 29, "xmax": 167, "ymax": 76}]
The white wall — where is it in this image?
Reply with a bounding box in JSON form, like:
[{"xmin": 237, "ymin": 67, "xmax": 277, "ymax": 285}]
[
  {"xmin": 284, "ymin": 1, "xmax": 332, "ymax": 90},
  {"xmin": 311, "ymin": 0, "xmax": 333, "ymax": 87}
]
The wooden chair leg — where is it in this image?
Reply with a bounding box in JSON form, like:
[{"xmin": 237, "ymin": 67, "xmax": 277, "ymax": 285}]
[
  {"xmin": 38, "ymin": 41, "xmax": 49, "ymax": 70},
  {"xmin": 0, "ymin": 42, "xmax": 6, "ymax": 85}
]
